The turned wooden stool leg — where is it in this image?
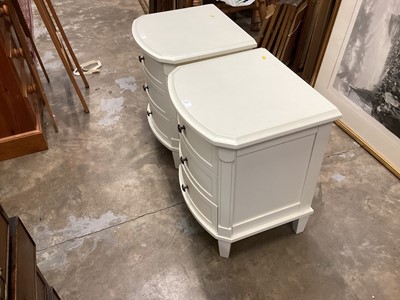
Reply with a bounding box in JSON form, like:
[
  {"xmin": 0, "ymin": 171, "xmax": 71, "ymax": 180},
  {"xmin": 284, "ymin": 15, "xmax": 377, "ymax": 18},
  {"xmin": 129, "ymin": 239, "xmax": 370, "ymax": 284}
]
[
  {"xmin": 43, "ymin": 0, "xmax": 89, "ymax": 88},
  {"xmin": 33, "ymin": 0, "xmax": 90, "ymax": 113},
  {"xmin": 30, "ymin": 40, "xmax": 50, "ymax": 82}
]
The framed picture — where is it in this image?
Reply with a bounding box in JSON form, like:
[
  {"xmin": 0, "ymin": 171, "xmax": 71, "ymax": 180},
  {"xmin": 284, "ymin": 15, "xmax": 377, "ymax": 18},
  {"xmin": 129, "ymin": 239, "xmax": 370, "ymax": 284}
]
[{"xmin": 315, "ymin": 0, "xmax": 400, "ymax": 179}]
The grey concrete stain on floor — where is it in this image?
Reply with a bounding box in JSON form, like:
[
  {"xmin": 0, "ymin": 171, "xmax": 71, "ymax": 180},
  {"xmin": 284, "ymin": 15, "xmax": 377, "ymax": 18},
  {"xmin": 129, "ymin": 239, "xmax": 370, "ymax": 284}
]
[
  {"xmin": 115, "ymin": 76, "xmax": 137, "ymax": 93},
  {"xmin": 1, "ymin": 0, "xmax": 400, "ymax": 299},
  {"xmin": 331, "ymin": 173, "xmax": 346, "ymax": 182},
  {"xmin": 98, "ymin": 97, "xmax": 125, "ymax": 126},
  {"xmin": 36, "ymin": 210, "xmax": 128, "ymax": 251}
]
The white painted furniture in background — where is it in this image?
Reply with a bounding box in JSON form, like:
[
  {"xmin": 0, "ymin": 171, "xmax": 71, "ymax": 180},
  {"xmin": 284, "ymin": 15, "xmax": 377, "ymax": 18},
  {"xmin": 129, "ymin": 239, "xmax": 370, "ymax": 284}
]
[
  {"xmin": 132, "ymin": 4, "xmax": 256, "ymax": 167},
  {"xmin": 168, "ymin": 48, "xmax": 342, "ymax": 257}
]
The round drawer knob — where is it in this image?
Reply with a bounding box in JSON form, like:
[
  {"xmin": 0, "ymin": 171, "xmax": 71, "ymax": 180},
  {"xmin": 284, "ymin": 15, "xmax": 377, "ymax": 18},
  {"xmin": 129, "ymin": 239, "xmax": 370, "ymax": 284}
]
[
  {"xmin": 180, "ymin": 156, "xmax": 188, "ymax": 164},
  {"xmin": 146, "ymin": 110, "xmax": 152, "ymax": 117},
  {"xmin": 143, "ymin": 84, "xmax": 149, "ymax": 92},
  {"xmin": 177, "ymin": 124, "xmax": 185, "ymax": 133},
  {"xmin": 181, "ymin": 184, "xmax": 189, "ymax": 192},
  {"xmin": 138, "ymin": 55, "xmax": 144, "ymax": 62}
]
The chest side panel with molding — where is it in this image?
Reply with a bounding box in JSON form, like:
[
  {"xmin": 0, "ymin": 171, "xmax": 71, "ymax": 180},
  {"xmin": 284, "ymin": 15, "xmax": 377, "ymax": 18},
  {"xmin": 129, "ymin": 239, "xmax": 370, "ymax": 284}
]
[{"xmin": 232, "ymin": 132, "xmax": 316, "ymax": 226}]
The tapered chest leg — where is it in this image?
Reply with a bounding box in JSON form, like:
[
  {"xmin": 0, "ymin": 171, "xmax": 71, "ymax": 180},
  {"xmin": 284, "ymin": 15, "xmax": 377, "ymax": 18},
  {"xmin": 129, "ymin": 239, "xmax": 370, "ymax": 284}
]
[
  {"xmin": 292, "ymin": 215, "xmax": 311, "ymax": 234},
  {"xmin": 218, "ymin": 240, "xmax": 232, "ymax": 258}
]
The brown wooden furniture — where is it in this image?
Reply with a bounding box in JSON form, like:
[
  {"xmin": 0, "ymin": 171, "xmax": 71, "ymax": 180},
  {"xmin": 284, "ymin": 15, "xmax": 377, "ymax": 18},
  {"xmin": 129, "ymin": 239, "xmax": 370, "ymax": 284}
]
[
  {"xmin": 0, "ymin": 0, "xmax": 92, "ymax": 160},
  {"xmin": 291, "ymin": 0, "xmax": 341, "ymax": 84},
  {"xmin": 3, "ymin": 0, "xmax": 57, "ymax": 131},
  {"xmin": 0, "ymin": 1, "xmax": 48, "ymax": 161},
  {"xmin": 10, "ymin": 0, "xmax": 50, "ymax": 83},
  {"xmin": 214, "ymin": 1, "xmax": 260, "ymax": 29},
  {"xmin": 0, "ymin": 204, "xmax": 61, "ymax": 300},
  {"xmin": 146, "ymin": 0, "xmax": 267, "ymax": 34},
  {"xmin": 0, "ymin": 206, "xmax": 8, "ymax": 300},
  {"xmin": 148, "ymin": 0, "xmax": 195, "ymax": 12},
  {"xmin": 256, "ymin": 0, "xmax": 307, "ymax": 65},
  {"xmin": 279, "ymin": 0, "xmax": 307, "ymax": 64}
]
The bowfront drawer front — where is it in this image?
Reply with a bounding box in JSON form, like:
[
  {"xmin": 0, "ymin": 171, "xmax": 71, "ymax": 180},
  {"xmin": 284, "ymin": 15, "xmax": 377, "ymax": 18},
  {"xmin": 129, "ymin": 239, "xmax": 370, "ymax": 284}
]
[
  {"xmin": 147, "ymin": 103, "xmax": 170, "ymax": 146},
  {"xmin": 143, "ymin": 78, "xmax": 169, "ymax": 116},
  {"xmin": 179, "ymin": 139, "xmax": 217, "ymax": 202},
  {"xmin": 138, "ymin": 53, "xmax": 166, "ymax": 89},
  {"xmin": 143, "ymin": 72, "xmax": 175, "ymax": 115},
  {"xmin": 180, "ymin": 166, "xmax": 217, "ymax": 231},
  {"xmin": 177, "ymin": 115, "xmax": 218, "ymax": 170},
  {"xmin": 143, "ymin": 73, "xmax": 180, "ymax": 153},
  {"xmin": 142, "ymin": 58, "xmax": 165, "ymax": 91}
]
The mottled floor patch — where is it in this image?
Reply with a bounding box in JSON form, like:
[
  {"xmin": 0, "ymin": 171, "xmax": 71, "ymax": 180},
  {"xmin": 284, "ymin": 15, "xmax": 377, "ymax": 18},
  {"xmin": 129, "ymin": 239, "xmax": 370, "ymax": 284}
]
[
  {"xmin": 139, "ymin": 266, "xmax": 198, "ymax": 299},
  {"xmin": 41, "ymin": 51, "xmax": 56, "ymax": 63},
  {"xmin": 98, "ymin": 97, "xmax": 124, "ymax": 126},
  {"xmin": 44, "ymin": 60, "xmax": 63, "ymax": 70},
  {"xmin": 332, "ymin": 173, "xmax": 346, "ymax": 182},
  {"xmin": 35, "ymin": 210, "xmax": 128, "ymax": 249},
  {"xmin": 115, "ymin": 76, "xmax": 137, "ymax": 93}
]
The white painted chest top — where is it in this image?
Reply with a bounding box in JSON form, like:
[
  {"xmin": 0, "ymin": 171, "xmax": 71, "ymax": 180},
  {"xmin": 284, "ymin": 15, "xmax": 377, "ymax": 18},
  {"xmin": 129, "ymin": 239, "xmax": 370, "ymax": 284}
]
[
  {"xmin": 169, "ymin": 48, "xmax": 341, "ymax": 148},
  {"xmin": 168, "ymin": 48, "xmax": 341, "ymax": 258},
  {"xmin": 132, "ymin": 5, "xmax": 256, "ymax": 166},
  {"xmin": 132, "ymin": 4, "xmax": 256, "ymax": 64}
]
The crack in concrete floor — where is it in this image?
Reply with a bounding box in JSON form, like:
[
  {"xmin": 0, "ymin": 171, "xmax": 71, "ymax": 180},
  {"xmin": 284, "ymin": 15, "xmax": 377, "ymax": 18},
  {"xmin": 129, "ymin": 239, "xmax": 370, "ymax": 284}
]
[{"xmin": 37, "ymin": 202, "xmax": 184, "ymax": 252}]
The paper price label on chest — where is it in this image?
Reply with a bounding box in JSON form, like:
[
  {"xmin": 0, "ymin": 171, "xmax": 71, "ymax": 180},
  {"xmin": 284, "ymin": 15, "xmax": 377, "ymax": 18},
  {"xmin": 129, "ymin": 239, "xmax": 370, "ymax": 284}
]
[{"xmin": 183, "ymin": 99, "xmax": 192, "ymax": 108}]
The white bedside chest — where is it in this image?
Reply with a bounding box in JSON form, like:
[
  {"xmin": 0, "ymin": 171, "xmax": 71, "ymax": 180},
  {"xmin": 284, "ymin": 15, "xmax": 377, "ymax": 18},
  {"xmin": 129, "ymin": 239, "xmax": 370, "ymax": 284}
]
[
  {"xmin": 168, "ymin": 48, "xmax": 342, "ymax": 258},
  {"xmin": 132, "ymin": 5, "xmax": 256, "ymax": 167}
]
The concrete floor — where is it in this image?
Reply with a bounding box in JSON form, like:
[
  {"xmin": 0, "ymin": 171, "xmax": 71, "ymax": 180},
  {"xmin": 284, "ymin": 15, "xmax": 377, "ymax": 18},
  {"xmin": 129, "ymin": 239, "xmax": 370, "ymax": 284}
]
[{"xmin": 1, "ymin": 0, "xmax": 400, "ymax": 299}]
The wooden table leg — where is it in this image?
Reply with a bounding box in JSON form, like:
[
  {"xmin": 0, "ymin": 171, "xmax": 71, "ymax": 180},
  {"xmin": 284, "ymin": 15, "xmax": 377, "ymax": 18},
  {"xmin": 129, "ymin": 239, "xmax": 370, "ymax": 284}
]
[
  {"xmin": 33, "ymin": 0, "xmax": 89, "ymax": 113},
  {"xmin": 44, "ymin": 0, "xmax": 89, "ymax": 88}
]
